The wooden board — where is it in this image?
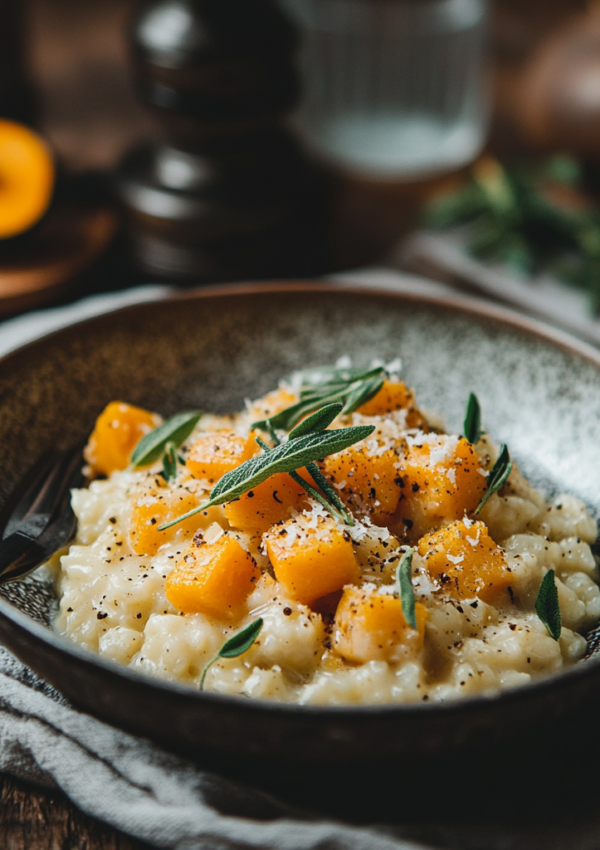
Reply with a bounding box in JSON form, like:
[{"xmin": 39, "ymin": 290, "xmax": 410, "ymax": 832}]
[
  {"xmin": 0, "ymin": 205, "xmax": 116, "ymax": 318},
  {"xmin": 0, "ymin": 774, "xmax": 150, "ymax": 850}
]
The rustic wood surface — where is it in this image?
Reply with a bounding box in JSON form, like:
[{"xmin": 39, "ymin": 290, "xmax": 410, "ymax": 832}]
[{"xmin": 0, "ymin": 774, "xmax": 151, "ymax": 849}]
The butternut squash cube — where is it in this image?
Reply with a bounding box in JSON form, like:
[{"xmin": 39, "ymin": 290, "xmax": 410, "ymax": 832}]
[
  {"xmin": 417, "ymin": 519, "xmax": 512, "ymax": 603},
  {"xmin": 186, "ymin": 430, "xmax": 257, "ymax": 484},
  {"xmin": 333, "ymin": 586, "xmax": 427, "ymax": 663},
  {"xmin": 391, "ymin": 436, "xmax": 487, "ymax": 540},
  {"xmin": 84, "ymin": 401, "xmax": 160, "ymax": 477},
  {"xmin": 166, "ymin": 532, "xmax": 260, "ymax": 619},
  {"xmin": 129, "ymin": 484, "xmax": 203, "ymax": 555},
  {"xmin": 357, "ymin": 379, "xmax": 427, "ymax": 429},
  {"xmin": 265, "ymin": 515, "xmax": 360, "ymax": 606},
  {"xmin": 320, "ymin": 446, "xmax": 402, "ymax": 524},
  {"xmin": 224, "ymin": 471, "xmax": 311, "ymax": 534}
]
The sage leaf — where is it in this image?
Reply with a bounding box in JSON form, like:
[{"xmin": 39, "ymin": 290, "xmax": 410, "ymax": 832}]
[
  {"xmin": 253, "ymin": 390, "xmax": 347, "ymax": 433},
  {"xmin": 131, "ymin": 411, "xmax": 202, "ymax": 467},
  {"xmin": 297, "ymin": 364, "xmax": 385, "ymax": 396},
  {"xmin": 343, "ymin": 374, "xmax": 385, "ymax": 415},
  {"xmin": 535, "ymin": 569, "xmax": 562, "ymax": 640},
  {"xmin": 212, "ymin": 425, "xmax": 374, "ymax": 504},
  {"xmin": 257, "ymin": 412, "xmax": 354, "ymax": 525},
  {"xmin": 256, "ymin": 368, "xmax": 386, "ymax": 432},
  {"xmin": 159, "ymin": 424, "xmax": 375, "ymax": 529},
  {"xmin": 288, "ymin": 468, "xmax": 348, "ymax": 525},
  {"xmin": 218, "ymin": 617, "xmax": 264, "ymax": 658},
  {"xmin": 162, "ymin": 441, "xmax": 178, "ymax": 483},
  {"xmin": 397, "ymin": 548, "xmax": 417, "ymax": 630},
  {"xmin": 200, "ymin": 618, "xmax": 263, "ymax": 690},
  {"xmin": 305, "ymin": 461, "xmax": 354, "ymax": 525},
  {"xmin": 288, "ymin": 403, "xmax": 343, "ymax": 439},
  {"xmin": 475, "ymin": 444, "xmax": 512, "ymax": 514},
  {"xmin": 463, "ymin": 393, "xmax": 482, "ymax": 445}
]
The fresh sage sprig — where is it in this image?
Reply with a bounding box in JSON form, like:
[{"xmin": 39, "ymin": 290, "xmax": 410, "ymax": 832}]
[
  {"xmin": 159, "ymin": 424, "xmax": 375, "ymax": 530},
  {"xmin": 287, "ymin": 402, "xmax": 342, "ymax": 439},
  {"xmin": 258, "ymin": 403, "xmax": 354, "ymax": 524},
  {"xmin": 343, "ymin": 374, "xmax": 386, "ymax": 415},
  {"xmin": 253, "ymin": 394, "xmax": 343, "ymax": 433},
  {"xmin": 475, "ymin": 444, "xmax": 512, "ymax": 514},
  {"xmin": 289, "ymin": 469, "xmax": 348, "ymax": 525},
  {"xmin": 463, "ymin": 393, "xmax": 482, "ymax": 445},
  {"xmin": 535, "ymin": 569, "xmax": 562, "ymax": 641},
  {"xmin": 396, "ymin": 548, "xmax": 417, "ymax": 630},
  {"xmin": 297, "ymin": 364, "xmax": 382, "ymax": 392},
  {"xmin": 253, "ymin": 366, "xmax": 386, "ymax": 432},
  {"xmin": 299, "ymin": 365, "xmax": 387, "ymax": 416},
  {"xmin": 200, "ymin": 618, "xmax": 263, "ymax": 691},
  {"xmin": 255, "ymin": 424, "xmax": 353, "ymax": 526},
  {"xmin": 131, "ymin": 410, "xmax": 202, "ymax": 467},
  {"xmin": 254, "ymin": 435, "xmax": 346, "ymax": 524},
  {"xmin": 303, "ymin": 462, "xmax": 353, "ymax": 525},
  {"xmin": 426, "ymin": 155, "xmax": 600, "ymax": 314},
  {"xmin": 162, "ymin": 441, "xmax": 178, "ymax": 483}
]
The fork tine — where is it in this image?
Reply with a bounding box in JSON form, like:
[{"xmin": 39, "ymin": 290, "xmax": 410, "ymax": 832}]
[
  {"xmin": 0, "ymin": 444, "xmax": 86, "ymax": 583},
  {"xmin": 30, "ymin": 446, "xmax": 85, "ymax": 523},
  {"xmin": 48, "ymin": 449, "xmax": 86, "ymax": 521},
  {"xmin": 2, "ymin": 445, "xmax": 85, "ymax": 539}
]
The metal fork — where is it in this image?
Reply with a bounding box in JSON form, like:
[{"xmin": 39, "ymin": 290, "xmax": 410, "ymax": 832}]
[{"xmin": 0, "ymin": 447, "xmax": 86, "ymax": 584}]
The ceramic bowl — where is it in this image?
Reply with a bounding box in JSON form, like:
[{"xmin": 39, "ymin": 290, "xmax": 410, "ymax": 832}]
[{"xmin": 1, "ymin": 282, "xmax": 600, "ymax": 767}]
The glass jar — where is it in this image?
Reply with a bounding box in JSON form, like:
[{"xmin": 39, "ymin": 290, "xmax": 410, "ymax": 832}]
[{"xmin": 282, "ymin": 0, "xmax": 490, "ymax": 180}]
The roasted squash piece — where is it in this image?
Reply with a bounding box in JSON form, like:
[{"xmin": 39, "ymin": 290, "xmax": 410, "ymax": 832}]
[
  {"xmin": 333, "ymin": 586, "xmax": 427, "ymax": 663},
  {"xmin": 129, "ymin": 484, "xmax": 203, "ymax": 555},
  {"xmin": 357, "ymin": 379, "xmax": 427, "ymax": 429},
  {"xmin": 186, "ymin": 430, "xmax": 257, "ymax": 484},
  {"xmin": 166, "ymin": 531, "xmax": 260, "ymax": 619},
  {"xmin": 264, "ymin": 515, "xmax": 360, "ymax": 606},
  {"xmin": 391, "ymin": 436, "xmax": 487, "ymax": 540},
  {"xmin": 320, "ymin": 446, "xmax": 402, "ymax": 525},
  {"xmin": 417, "ymin": 519, "xmax": 512, "ymax": 603},
  {"xmin": 224, "ymin": 470, "xmax": 311, "ymax": 534},
  {"xmin": 84, "ymin": 401, "xmax": 160, "ymax": 477}
]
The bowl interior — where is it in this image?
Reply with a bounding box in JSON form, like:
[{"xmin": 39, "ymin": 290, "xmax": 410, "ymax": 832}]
[{"xmin": 1, "ymin": 284, "xmax": 599, "ymax": 645}]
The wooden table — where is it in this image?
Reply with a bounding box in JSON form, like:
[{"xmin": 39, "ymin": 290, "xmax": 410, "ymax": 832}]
[{"xmin": 0, "ymin": 774, "xmax": 149, "ymax": 849}]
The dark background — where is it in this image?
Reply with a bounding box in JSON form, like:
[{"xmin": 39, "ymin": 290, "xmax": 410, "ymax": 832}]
[{"xmin": 21, "ymin": 0, "xmax": 590, "ymax": 269}]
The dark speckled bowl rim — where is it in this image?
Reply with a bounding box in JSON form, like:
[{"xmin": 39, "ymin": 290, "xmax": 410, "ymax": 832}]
[{"xmin": 1, "ymin": 279, "xmax": 600, "ymax": 724}]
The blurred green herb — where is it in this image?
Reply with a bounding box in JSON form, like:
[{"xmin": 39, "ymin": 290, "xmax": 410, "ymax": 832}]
[
  {"xmin": 463, "ymin": 393, "xmax": 482, "ymax": 445},
  {"xmin": 131, "ymin": 411, "xmax": 202, "ymax": 467},
  {"xmin": 162, "ymin": 441, "xmax": 178, "ymax": 483},
  {"xmin": 396, "ymin": 548, "xmax": 417, "ymax": 630},
  {"xmin": 256, "ymin": 404, "xmax": 355, "ymax": 526},
  {"xmin": 200, "ymin": 618, "xmax": 263, "ymax": 690},
  {"xmin": 252, "ymin": 365, "xmax": 386, "ymax": 432},
  {"xmin": 475, "ymin": 444, "xmax": 512, "ymax": 514},
  {"xmin": 426, "ymin": 156, "xmax": 600, "ymax": 313},
  {"xmin": 535, "ymin": 569, "xmax": 562, "ymax": 641}
]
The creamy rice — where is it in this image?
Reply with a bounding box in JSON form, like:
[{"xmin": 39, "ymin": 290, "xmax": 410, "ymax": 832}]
[{"xmin": 51, "ymin": 378, "xmax": 599, "ymax": 705}]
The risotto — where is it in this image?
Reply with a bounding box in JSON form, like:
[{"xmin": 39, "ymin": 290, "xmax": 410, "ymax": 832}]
[{"xmin": 51, "ymin": 361, "xmax": 600, "ymax": 705}]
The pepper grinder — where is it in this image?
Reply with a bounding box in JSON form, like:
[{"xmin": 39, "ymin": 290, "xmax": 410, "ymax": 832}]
[
  {"xmin": 116, "ymin": 0, "xmax": 330, "ymax": 282},
  {"xmin": 0, "ymin": 1, "xmax": 36, "ymax": 124}
]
